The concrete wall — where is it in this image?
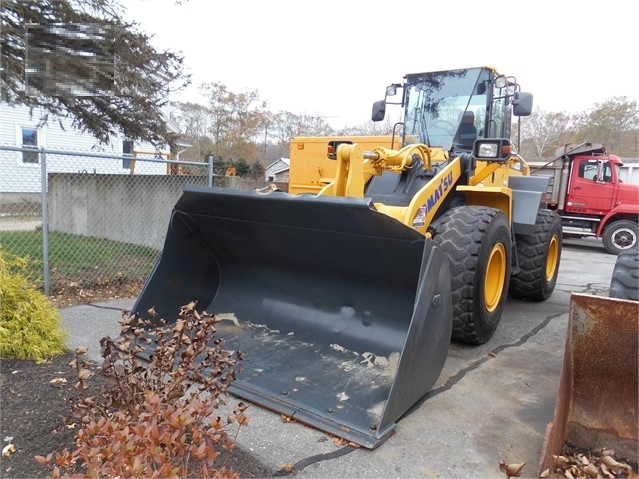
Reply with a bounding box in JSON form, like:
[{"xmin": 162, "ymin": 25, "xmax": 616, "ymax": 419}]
[
  {"xmin": 48, "ymin": 174, "xmax": 288, "ymax": 250},
  {"xmin": 0, "ymin": 192, "xmax": 40, "ymax": 202}
]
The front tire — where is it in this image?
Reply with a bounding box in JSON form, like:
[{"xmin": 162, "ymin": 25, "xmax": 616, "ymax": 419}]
[
  {"xmin": 509, "ymin": 210, "xmax": 562, "ymax": 301},
  {"xmin": 602, "ymin": 220, "xmax": 638, "ymax": 255},
  {"xmin": 609, "ymin": 249, "xmax": 639, "ymax": 301},
  {"xmin": 433, "ymin": 206, "xmax": 511, "ymax": 345}
]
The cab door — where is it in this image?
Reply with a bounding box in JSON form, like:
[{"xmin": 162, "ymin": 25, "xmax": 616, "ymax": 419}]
[{"xmin": 565, "ymin": 158, "xmax": 616, "ymax": 214}]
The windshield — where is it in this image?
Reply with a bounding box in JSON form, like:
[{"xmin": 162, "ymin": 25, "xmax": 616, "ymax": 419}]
[{"xmin": 403, "ymin": 67, "xmax": 491, "ymax": 151}]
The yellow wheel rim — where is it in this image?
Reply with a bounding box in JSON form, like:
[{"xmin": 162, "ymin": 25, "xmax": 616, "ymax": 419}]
[
  {"xmin": 484, "ymin": 243, "xmax": 506, "ymax": 312},
  {"xmin": 545, "ymin": 235, "xmax": 559, "ymax": 281}
]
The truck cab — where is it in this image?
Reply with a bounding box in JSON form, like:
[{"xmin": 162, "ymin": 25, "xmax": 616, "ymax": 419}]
[
  {"xmin": 565, "ymin": 154, "xmax": 628, "ymax": 215},
  {"xmin": 532, "ymin": 143, "xmax": 639, "ymax": 255}
]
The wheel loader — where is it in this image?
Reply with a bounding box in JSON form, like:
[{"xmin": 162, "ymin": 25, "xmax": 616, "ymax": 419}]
[{"xmin": 131, "ymin": 66, "xmax": 562, "ymax": 448}]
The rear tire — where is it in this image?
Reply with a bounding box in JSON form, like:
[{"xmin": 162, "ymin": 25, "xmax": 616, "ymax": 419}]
[
  {"xmin": 609, "ymin": 249, "xmax": 639, "ymax": 301},
  {"xmin": 509, "ymin": 210, "xmax": 562, "ymax": 301},
  {"xmin": 602, "ymin": 220, "xmax": 638, "ymax": 255},
  {"xmin": 433, "ymin": 206, "xmax": 511, "ymax": 345}
]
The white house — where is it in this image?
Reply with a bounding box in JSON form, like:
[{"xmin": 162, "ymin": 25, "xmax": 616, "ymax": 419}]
[
  {"xmin": 265, "ymin": 157, "xmax": 290, "ymax": 182},
  {"xmin": 0, "ymin": 102, "xmax": 175, "ymax": 194}
]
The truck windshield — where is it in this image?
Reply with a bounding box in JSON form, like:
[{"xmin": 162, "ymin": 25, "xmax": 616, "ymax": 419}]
[{"xmin": 403, "ymin": 67, "xmax": 491, "ymax": 151}]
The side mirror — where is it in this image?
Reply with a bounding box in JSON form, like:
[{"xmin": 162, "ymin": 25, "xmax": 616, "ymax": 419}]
[
  {"xmin": 512, "ymin": 91, "xmax": 533, "ymax": 117},
  {"xmin": 372, "ymin": 100, "xmax": 386, "ymax": 122}
]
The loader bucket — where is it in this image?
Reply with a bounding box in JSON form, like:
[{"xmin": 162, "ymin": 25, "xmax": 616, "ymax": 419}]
[
  {"xmin": 539, "ymin": 293, "xmax": 638, "ymax": 474},
  {"xmin": 132, "ymin": 185, "xmax": 452, "ymax": 448}
]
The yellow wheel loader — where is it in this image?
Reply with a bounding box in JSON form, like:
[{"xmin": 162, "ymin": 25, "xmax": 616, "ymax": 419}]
[{"xmin": 132, "ymin": 66, "xmax": 562, "ymax": 448}]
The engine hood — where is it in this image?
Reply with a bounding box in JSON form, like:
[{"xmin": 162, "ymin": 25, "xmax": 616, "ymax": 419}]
[{"xmin": 617, "ymin": 181, "xmax": 639, "ymax": 206}]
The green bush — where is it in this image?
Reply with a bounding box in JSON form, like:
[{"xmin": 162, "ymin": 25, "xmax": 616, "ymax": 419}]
[{"xmin": 0, "ymin": 248, "xmax": 68, "ymax": 361}]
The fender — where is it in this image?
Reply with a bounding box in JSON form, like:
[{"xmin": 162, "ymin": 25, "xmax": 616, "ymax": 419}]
[
  {"xmin": 596, "ymin": 203, "xmax": 639, "ymax": 236},
  {"xmin": 456, "ymin": 185, "xmax": 512, "ymax": 224},
  {"xmin": 425, "ymin": 172, "xmax": 455, "ymax": 213}
]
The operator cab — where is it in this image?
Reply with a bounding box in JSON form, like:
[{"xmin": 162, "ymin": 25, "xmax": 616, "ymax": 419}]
[{"xmin": 372, "ymin": 66, "xmax": 534, "ymax": 155}]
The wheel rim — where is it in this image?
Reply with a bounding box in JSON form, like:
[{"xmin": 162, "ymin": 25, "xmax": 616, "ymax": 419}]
[
  {"xmin": 545, "ymin": 234, "xmax": 560, "ymax": 281},
  {"xmin": 613, "ymin": 228, "xmax": 637, "ymax": 250},
  {"xmin": 484, "ymin": 243, "xmax": 506, "ymax": 312}
]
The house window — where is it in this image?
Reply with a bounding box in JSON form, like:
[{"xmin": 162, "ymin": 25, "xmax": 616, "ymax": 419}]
[
  {"xmin": 21, "ymin": 128, "xmax": 39, "ymax": 163},
  {"xmin": 122, "ymin": 139, "xmax": 133, "ymax": 169}
]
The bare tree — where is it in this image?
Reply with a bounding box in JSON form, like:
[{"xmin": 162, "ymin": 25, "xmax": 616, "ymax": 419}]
[
  {"xmin": 171, "ymin": 102, "xmax": 217, "ymax": 160},
  {"xmin": 199, "ymin": 82, "xmax": 233, "ymax": 157},
  {"xmin": 226, "ymin": 89, "xmax": 269, "ymax": 161},
  {"xmin": 516, "ymin": 109, "xmax": 575, "ymax": 159},
  {"xmin": 335, "ymin": 113, "xmax": 401, "ymax": 137},
  {"xmin": 270, "ymin": 111, "xmax": 335, "ymax": 146},
  {"xmin": 200, "ymin": 82, "xmax": 268, "ymax": 161},
  {"xmin": 571, "ymin": 97, "xmax": 639, "ymax": 156}
]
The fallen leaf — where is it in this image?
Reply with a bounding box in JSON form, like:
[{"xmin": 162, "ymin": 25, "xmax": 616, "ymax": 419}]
[
  {"xmin": 489, "ymin": 352, "xmax": 497, "ymax": 357},
  {"xmin": 2, "ymin": 444, "xmax": 15, "ymax": 457},
  {"xmin": 279, "ymin": 463, "xmax": 295, "ymax": 473},
  {"xmin": 49, "ymin": 377, "xmax": 67, "ymax": 386},
  {"xmin": 554, "ymin": 455, "xmax": 569, "ymax": 469},
  {"xmin": 600, "ymin": 454, "xmax": 629, "ymax": 473},
  {"xmin": 499, "ymin": 460, "xmax": 526, "ymax": 478},
  {"xmin": 583, "ymin": 463, "xmax": 598, "ymax": 478},
  {"xmin": 600, "ymin": 448, "xmax": 615, "ymax": 457},
  {"xmin": 332, "ymin": 437, "xmax": 348, "ymax": 446},
  {"xmin": 600, "ymin": 463, "xmax": 615, "ymax": 478},
  {"xmin": 539, "ymin": 468, "xmax": 550, "ymax": 478}
]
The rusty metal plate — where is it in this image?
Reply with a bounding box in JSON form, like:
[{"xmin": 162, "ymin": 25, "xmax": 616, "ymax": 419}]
[{"xmin": 539, "ymin": 293, "xmax": 639, "ymax": 474}]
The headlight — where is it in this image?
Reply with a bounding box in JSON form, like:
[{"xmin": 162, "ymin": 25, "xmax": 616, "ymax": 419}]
[
  {"xmin": 473, "ymin": 138, "xmax": 513, "ymax": 162},
  {"xmin": 478, "ymin": 143, "xmax": 499, "ymax": 157},
  {"xmin": 495, "ymin": 75, "xmax": 508, "ymax": 88}
]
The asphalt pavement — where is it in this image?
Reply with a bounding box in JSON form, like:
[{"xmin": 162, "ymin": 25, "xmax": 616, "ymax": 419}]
[{"xmin": 58, "ymin": 237, "xmax": 618, "ymax": 479}]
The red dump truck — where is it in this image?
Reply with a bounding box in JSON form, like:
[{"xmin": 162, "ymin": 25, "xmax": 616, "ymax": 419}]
[{"xmin": 530, "ymin": 143, "xmax": 639, "ymax": 254}]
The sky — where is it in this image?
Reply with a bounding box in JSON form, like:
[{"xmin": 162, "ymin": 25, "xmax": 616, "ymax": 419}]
[{"xmin": 123, "ymin": 0, "xmax": 639, "ymax": 130}]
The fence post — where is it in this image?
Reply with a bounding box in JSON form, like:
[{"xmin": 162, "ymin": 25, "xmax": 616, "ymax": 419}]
[
  {"xmin": 40, "ymin": 148, "xmax": 50, "ymax": 296},
  {"xmin": 208, "ymin": 155, "xmax": 213, "ymax": 187}
]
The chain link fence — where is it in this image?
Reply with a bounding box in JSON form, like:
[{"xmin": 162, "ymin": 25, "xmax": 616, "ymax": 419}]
[{"xmin": 0, "ymin": 145, "xmax": 223, "ymax": 301}]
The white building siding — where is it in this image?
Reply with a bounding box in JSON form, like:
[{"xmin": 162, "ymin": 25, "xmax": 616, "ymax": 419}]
[
  {"xmin": 0, "ymin": 103, "xmax": 168, "ymax": 193},
  {"xmin": 265, "ymin": 158, "xmax": 290, "ymax": 182}
]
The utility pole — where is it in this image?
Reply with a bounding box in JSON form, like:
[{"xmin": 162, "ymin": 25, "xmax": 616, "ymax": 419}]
[{"xmin": 263, "ymin": 124, "xmax": 268, "ymax": 158}]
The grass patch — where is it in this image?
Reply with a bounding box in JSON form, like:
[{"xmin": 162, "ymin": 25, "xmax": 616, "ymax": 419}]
[{"xmin": 0, "ymin": 231, "xmax": 159, "ymax": 290}]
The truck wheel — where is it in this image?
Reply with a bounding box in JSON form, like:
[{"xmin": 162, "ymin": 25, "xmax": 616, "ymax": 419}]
[
  {"xmin": 602, "ymin": 220, "xmax": 638, "ymax": 255},
  {"xmin": 609, "ymin": 249, "xmax": 639, "ymax": 301},
  {"xmin": 509, "ymin": 210, "xmax": 562, "ymax": 301},
  {"xmin": 433, "ymin": 206, "xmax": 511, "ymax": 345}
]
